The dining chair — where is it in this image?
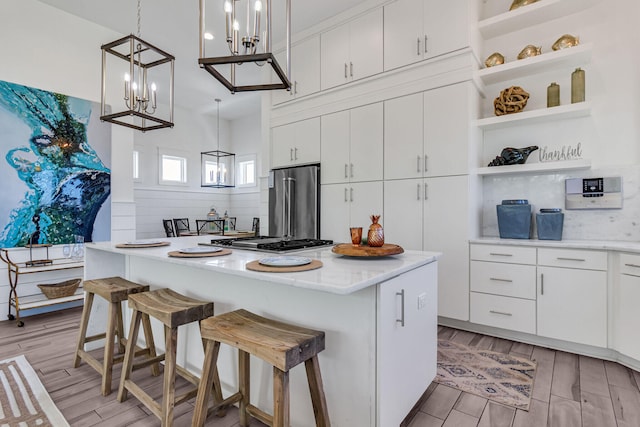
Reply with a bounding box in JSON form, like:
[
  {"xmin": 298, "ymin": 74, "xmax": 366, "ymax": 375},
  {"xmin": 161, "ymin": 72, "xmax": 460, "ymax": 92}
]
[
  {"xmin": 227, "ymin": 217, "xmax": 237, "ymax": 231},
  {"xmin": 252, "ymin": 217, "xmax": 260, "ymax": 236},
  {"xmin": 162, "ymin": 219, "xmax": 176, "ymax": 238},
  {"xmin": 173, "ymin": 218, "xmax": 191, "ymax": 236},
  {"xmin": 196, "ymin": 219, "xmax": 224, "ymax": 235}
]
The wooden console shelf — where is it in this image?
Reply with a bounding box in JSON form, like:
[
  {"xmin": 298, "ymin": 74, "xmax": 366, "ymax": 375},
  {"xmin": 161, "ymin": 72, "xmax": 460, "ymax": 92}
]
[{"xmin": 0, "ymin": 248, "xmax": 83, "ymax": 327}]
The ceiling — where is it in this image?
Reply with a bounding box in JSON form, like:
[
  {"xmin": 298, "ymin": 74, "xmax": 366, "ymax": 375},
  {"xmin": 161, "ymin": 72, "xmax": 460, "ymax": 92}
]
[{"xmin": 36, "ymin": 0, "xmax": 368, "ymax": 119}]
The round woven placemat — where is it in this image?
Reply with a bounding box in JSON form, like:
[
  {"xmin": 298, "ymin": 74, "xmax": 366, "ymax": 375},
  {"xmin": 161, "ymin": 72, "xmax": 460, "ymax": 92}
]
[
  {"xmin": 115, "ymin": 242, "xmax": 171, "ymax": 248},
  {"xmin": 245, "ymin": 259, "xmax": 323, "ymax": 273},
  {"xmin": 167, "ymin": 249, "xmax": 232, "ymax": 258}
]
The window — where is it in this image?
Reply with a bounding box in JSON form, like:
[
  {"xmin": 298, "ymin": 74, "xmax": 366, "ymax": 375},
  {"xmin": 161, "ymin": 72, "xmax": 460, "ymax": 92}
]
[
  {"xmin": 236, "ymin": 154, "xmax": 257, "ymax": 188},
  {"xmin": 202, "ymin": 160, "xmax": 230, "ymax": 186},
  {"xmin": 132, "ymin": 150, "xmax": 140, "ymax": 180},
  {"xmin": 158, "ymin": 149, "xmax": 187, "ymax": 184}
]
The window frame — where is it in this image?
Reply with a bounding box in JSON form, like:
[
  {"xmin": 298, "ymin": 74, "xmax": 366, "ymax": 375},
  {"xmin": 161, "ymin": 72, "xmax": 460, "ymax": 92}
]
[
  {"xmin": 158, "ymin": 148, "xmax": 188, "ymax": 185},
  {"xmin": 235, "ymin": 153, "xmax": 257, "ymax": 188}
]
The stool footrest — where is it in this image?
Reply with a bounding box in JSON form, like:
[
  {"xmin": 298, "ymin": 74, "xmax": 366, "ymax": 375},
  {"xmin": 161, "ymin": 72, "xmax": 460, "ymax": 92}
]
[
  {"xmin": 133, "ymin": 354, "xmax": 165, "ymax": 371},
  {"xmin": 247, "ymin": 403, "xmax": 272, "ymax": 426},
  {"xmin": 122, "ymin": 379, "xmax": 162, "ymax": 419},
  {"xmin": 83, "ymin": 332, "xmax": 107, "ymax": 343},
  {"xmin": 176, "ymin": 365, "xmax": 200, "ymax": 387},
  {"xmin": 174, "ymin": 388, "xmax": 199, "ymax": 406},
  {"xmin": 76, "ymin": 350, "xmax": 103, "ymax": 374}
]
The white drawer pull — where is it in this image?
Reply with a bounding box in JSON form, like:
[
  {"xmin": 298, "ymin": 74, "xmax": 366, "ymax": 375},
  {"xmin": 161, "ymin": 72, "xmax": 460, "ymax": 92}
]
[
  {"xmin": 489, "ymin": 310, "xmax": 512, "ymax": 317},
  {"xmin": 624, "ymin": 263, "xmax": 640, "ymax": 269},
  {"xmin": 489, "ymin": 253, "xmax": 513, "ymax": 257},
  {"xmin": 490, "ymin": 277, "xmax": 513, "ymax": 283},
  {"xmin": 556, "ymin": 257, "xmax": 586, "ymax": 262},
  {"xmin": 622, "ymin": 272, "xmax": 640, "ymax": 278}
]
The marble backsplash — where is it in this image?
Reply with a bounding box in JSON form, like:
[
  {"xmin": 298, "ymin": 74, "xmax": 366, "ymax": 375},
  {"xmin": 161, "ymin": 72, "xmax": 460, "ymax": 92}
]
[{"xmin": 481, "ymin": 165, "xmax": 640, "ymax": 241}]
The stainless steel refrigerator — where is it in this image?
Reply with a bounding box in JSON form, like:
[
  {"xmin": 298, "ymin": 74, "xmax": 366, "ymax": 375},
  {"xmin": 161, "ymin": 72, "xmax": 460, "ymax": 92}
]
[{"xmin": 268, "ymin": 164, "xmax": 320, "ymax": 239}]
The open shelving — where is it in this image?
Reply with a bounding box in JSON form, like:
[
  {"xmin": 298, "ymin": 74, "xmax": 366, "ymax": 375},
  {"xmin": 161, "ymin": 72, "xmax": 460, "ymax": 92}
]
[
  {"xmin": 475, "ymin": 159, "xmax": 591, "ymax": 176},
  {"xmin": 476, "ymin": 101, "xmax": 591, "ymax": 130}
]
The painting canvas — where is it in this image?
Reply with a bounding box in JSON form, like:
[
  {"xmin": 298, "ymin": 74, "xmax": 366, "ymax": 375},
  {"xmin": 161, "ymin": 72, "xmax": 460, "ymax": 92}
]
[{"xmin": 0, "ymin": 80, "xmax": 111, "ymax": 248}]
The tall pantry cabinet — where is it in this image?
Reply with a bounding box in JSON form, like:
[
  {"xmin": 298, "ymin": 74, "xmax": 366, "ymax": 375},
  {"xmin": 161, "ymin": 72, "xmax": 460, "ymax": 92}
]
[{"xmin": 383, "ymin": 82, "xmax": 477, "ymax": 321}]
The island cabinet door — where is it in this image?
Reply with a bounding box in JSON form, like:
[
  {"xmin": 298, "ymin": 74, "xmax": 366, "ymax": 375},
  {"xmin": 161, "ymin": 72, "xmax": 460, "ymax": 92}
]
[{"xmin": 377, "ymin": 261, "xmax": 437, "ymax": 426}]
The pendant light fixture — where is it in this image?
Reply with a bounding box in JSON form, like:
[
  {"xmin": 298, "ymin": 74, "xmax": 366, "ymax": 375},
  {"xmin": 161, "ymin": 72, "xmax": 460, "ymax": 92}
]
[
  {"xmin": 198, "ymin": 0, "xmax": 291, "ymax": 94},
  {"xmin": 201, "ymin": 99, "xmax": 235, "ymax": 188},
  {"xmin": 100, "ymin": 0, "xmax": 175, "ymax": 132}
]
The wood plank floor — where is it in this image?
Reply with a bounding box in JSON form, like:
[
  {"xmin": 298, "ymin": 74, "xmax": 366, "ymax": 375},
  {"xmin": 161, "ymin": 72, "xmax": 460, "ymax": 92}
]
[
  {"xmin": 409, "ymin": 326, "xmax": 640, "ymax": 427},
  {"xmin": 3, "ymin": 308, "xmax": 640, "ymax": 426},
  {"xmin": 0, "ymin": 307, "xmax": 265, "ymax": 427}
]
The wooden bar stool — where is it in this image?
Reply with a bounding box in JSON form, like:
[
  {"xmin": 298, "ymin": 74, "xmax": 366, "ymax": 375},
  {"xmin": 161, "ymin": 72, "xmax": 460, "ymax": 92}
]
[
  {"xmin": 73, "ymin": 276, "xmax": 159, "ymax": 396},
  {"xmin": 117, "ymin": 288, "xmax": 220, "ymax": 427},
  {"xmin": 192, "ymin": 309, "xmax": 330, "ymax": 427}
]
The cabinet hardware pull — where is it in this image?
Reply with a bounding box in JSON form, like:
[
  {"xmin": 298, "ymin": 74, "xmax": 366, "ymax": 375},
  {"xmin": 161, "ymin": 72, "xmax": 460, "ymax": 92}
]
[
  {"xmin": 417, "ymin": 183, "xmax": 421, "ymax": 200},
  {"xmin": 417, "ymin": 37, "xmax": 421, "ymax": 55},
  {"xmin": 396, "ymin": 289, "xmax": 405, "ymax": 327},
  {"xmin": 350, "ymin": 163, "xmax": 354, "ymax": 178},
  {"xmin": 344, "ymin": 188, "xmax": 348, "ymax": 202},
  {"xmin": 624, "ymin": 263, "xmax": 640, "ymax": 268},
  {"xmin": 424, "ymin": 35, "xmax": 428, "ymax": 53},
  {"xmin": 622, "ymin": 272, "xmax": 640, "ymax": 278},
  {"xmin": 350, "ymin": 187, "xmax": 354, "ymax": 202},
  {"xmin": 294, "ymin": 147, "xmax": 298, "ymax": 160},
  {"xmin": 350, "ymin": 62, "xmax": 353, "ymax": 77},
  {"xmin": 424, "ymin": 155, "xmax": 428, "ymax": 172},
  {"xmin": 489, "ymin": 252, "xmax": 513, "ymax": 257},
  {"xmin": 490, "ymin": 277, "xmax": 513, "ymax": 283},
  {"xmin": 290, "ymin": 148, "xmax": 294, "ymax": 161},
  {"xmin": 424, "ymin": 183, "xmax": 428, "ymax": 200},
  {"xmin": 417, "ymin": 155, "xmax": 421, "ymax": 173},
  {"xmin": 344, "ymin": 164, "xmax": 348, "ymax": 179},
  {"xmin": 541, "ymin": 273, "xmax": 544, "ymax": 295},
  {"xmin": 489, "ymin": 310, "xmax": 512, "ymax": 316},
  {"xmin": 556, "ymin": 257, "xmax": 586, "ymax": 262},
  {"xmin": 294, "ymin": 81, "xmax": 298, "ymax": 95},
  {"xmin": 344, "ymin": 63, "xmax": 348, "ymax": 79}
]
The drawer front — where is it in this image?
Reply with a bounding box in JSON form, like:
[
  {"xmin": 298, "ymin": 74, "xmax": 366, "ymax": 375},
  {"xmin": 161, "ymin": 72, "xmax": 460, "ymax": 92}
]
[
  {"xmin": 470, "ymin": 262, "xmax": 536, "ymax": 300},
  {"xmin": 620, "ymin": 253, "xmax": 640, "ymax": 277},
  {"xmin": 470, "ymin": 292, "xmax": 536, "ymax": 334},
  {"xmin": 470, "ymin": 244, "xmax": 536, "ymax": 265},
  {"xmin": 538, "ymin": 248, "xmax": 607, "ymax": 270}
]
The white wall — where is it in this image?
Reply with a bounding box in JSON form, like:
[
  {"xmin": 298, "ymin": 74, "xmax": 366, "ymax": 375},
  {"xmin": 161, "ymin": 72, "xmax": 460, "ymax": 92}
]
[{"xmin": 479, "ymin": 0, "xmax": 640, "ymax": 240}]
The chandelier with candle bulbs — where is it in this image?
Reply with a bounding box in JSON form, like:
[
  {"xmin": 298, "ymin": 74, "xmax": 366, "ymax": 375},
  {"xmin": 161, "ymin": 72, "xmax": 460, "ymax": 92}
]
[
  {"xmin": 198, "ymin": 0, "xmax": 291, "ymax": 93},
  {"xmin": 100, "ymin": 0, "xmax": 174, "ymax": 132}
]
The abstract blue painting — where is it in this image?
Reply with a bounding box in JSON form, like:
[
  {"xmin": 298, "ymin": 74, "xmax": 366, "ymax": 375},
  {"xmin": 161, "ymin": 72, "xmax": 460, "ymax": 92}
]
[{"xmin": 0, "ymin": 80, "xmax": 111, "ymax": 248}]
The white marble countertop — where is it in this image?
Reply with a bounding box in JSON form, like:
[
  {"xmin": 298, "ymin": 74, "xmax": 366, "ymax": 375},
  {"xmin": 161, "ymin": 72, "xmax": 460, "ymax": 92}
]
[
  {"xmin": 86, "ymin": 236, "xmax": 440, "ymax": 295},
  {"xmin": 471, "ymin": 237, "xmax": 640, "ymax": 253}
]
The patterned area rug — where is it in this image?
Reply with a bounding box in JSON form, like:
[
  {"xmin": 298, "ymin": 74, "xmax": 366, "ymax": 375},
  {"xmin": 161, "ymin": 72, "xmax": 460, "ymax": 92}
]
[
  {"xmin": 435, "ymin": 340, "xmax": 536, "ymax": 411},
  {"xmin": 0, "ymin": 355, "xmax": 69, "ymax": 426}
]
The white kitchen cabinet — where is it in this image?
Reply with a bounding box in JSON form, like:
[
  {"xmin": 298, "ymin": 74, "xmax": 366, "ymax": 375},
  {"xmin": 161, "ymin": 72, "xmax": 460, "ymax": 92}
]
[
  {"xmin": 613, "ymin": 253, "xmax": 640, "ymax": 361},
  {"xmin": 470, "ymin": 292, "xmax": 536, "ymax": 334},
  {"xmin": 321, "ymin": 103, "xmax": 383, "ymax": 184},
  {"xmin": 321, "ymin": 181, "xmax": 383, "ymax": 243},
  {"xmin": 537, "ymin": 248, "xmax": 607, "ymax": 348},
  {"xmin": 271, "ymin": 35, "xmax": 321, "ymax": 106},
  {"xmin": 384, "ymin": 175, "xmax": 469, "ymax": 320},
  {"xmin": 377, "ymin": 261, "xmax": 437, "ymax": 427},
  {"xmin": 271, "ymin": 117, "xmax": 320, "ymax": 168},
  {"xmin": 321, "ymin": 8, "xmax": 383, "ymax": 90},
  {"xmin": 384, "ymin": 83, "xmax": 471, "ymax": 180},
  {"xmin": 384, "ymin": 0, "xmax": 469, "ymax": 71}
]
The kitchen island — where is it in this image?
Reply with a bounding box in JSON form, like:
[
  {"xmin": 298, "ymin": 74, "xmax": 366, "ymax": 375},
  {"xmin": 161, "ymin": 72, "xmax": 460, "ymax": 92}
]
[{"xmin": 84, "ymin": 236, "xmax": 440, "ymax": 426}]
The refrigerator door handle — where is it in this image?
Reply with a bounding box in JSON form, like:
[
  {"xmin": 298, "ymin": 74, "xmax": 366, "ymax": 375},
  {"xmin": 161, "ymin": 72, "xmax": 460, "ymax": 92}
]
[{"xmin": 283, "ymin": 177, "xmax": 296, "ymax": 240}]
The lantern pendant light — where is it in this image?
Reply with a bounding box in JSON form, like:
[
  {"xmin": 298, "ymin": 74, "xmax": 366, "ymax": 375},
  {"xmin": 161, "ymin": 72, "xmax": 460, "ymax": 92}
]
[{"xmin": 201, "ymin": 99, "xmax": 235, "ymax": 188}]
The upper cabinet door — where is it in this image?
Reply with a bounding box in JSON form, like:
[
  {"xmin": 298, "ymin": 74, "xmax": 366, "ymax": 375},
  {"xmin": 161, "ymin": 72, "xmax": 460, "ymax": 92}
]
[
  {"xmin": 293, "ymin": 117, "xmax": 321, "ymax": 165},
  {"xmin": 424, "ymin": 83, "xmax": 469, "ymax": 177},
  {"xmin": 423, "ymin": 0, "xmax": 469, "ymax": 60},
  {"xmin": 294, "ymin": 36, "xmax": 321, "ymax": 98},
  {"xmin": 271, "ymin": 123, "xmax": 296, "ymax": 169},
  {"xmin": 350, "ymin": 103, "xmax": 383, "ymax": 183},
  {"xmin": 321, "ymin": 111, "xmax": 350, "ymax": 184},
  {"xmin": 384, "ymin": 93, "xmax": 424, "ymax": 180},
  {"xmin": 321, "ymin": 23, "xmax": 350, "ymax": 90},
  {"xmin": 348, "ymin": 8, "xmax": 383, "ymax": 82},
  {"xmin": 272, "ymin": 35, "xmax": 321, "ymax": 106},
  {"xmin": 383, "ymin": 0, "xmax": 424, "ymax": 71}
]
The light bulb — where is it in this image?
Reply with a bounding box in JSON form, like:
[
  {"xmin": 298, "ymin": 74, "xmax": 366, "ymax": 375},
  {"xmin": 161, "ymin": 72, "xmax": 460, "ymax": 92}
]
[
  {"xmin": 151, "ymin": 82, "xmax": 157, "ymax": 92},
  {"xmin": 255, "ymin": 1, "xmax": 262, "ymax": 11},
  {"xmin": 233, "ymin": 20, "xmax": 239, "ymax": 31},
  {"xmin": 132, "ymin": 82, "xmax": 138, "ymax": 92},
  {"xmin": 124, "ymin": 73, "xmax": 131, "ymax": 82},
  {"xmin": 204, "ymin": 32, "xmax": 214, "ymax": 40},
  {"xmin": 224, "ymin": 1, "xmax": 232, "ymax": 13}
]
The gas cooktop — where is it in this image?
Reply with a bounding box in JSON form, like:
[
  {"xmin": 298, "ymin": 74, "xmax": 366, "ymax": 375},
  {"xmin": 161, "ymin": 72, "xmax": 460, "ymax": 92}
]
[{"xmin": 206, "ymin": 236, "xmax": 334, "ymax": 253}]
